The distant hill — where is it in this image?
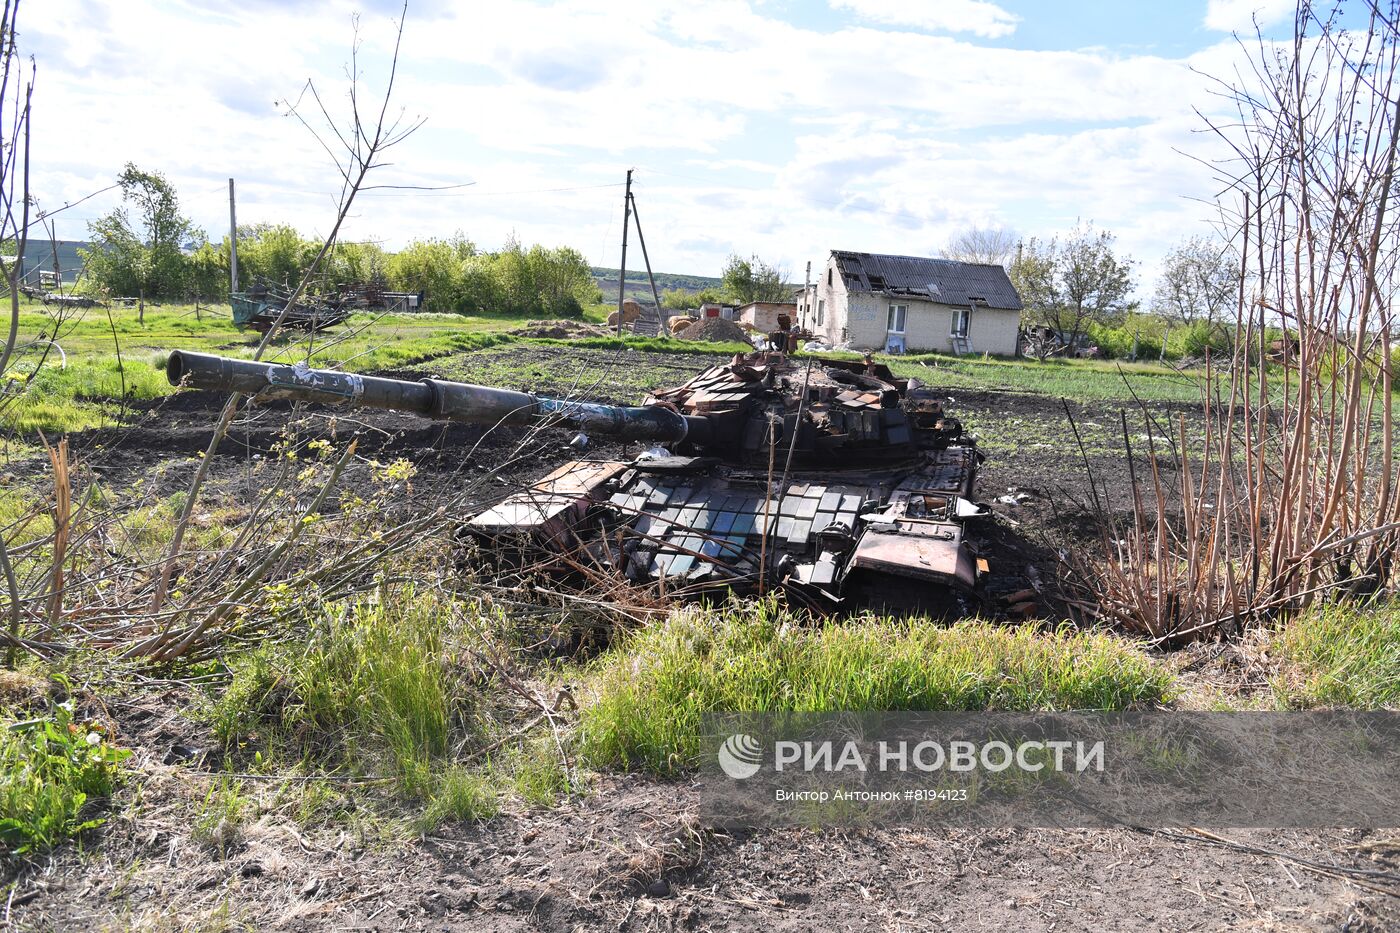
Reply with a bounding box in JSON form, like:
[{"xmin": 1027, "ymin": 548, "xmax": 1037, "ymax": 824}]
[{"xmin": 590, "ymin": 266, "xmax": 722, "ymax": 306}]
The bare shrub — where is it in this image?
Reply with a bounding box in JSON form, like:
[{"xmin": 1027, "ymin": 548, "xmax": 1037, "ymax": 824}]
[{"xmin": 1095, "ymin": 2, "xmax": 1400, "ymax": 640}]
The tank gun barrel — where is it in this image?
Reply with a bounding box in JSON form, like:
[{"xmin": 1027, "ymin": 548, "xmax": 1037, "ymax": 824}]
[{"xmin": 166, "ymin": 350, "xmax": 705, "ymax": 444}]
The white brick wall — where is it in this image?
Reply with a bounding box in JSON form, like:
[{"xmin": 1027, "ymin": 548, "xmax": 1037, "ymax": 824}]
[{"xmin": 820, "ymin": 253, "xmax": 1022, "ymax": 355}]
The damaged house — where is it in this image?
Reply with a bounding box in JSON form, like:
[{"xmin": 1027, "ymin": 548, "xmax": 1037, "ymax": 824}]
[{"xmin": 799, "ymin": 250, "xmax": 1022, "ymax": 355}]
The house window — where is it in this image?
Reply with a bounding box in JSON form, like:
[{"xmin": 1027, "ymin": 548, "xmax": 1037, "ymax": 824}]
[
  {"xmin": 887, "ymin": 304, "xmax": 907, "ymax": 334},
  {"xmin": 827, "ymin": 268, "xmax": 833, "ymax": 288},
  {"xmin": 952, "ymin": 308, "xmax": 970, "ymax": 338},
  {"xmin": 817, "ymin": 299, "xmax": 825, "ymax": 326}
]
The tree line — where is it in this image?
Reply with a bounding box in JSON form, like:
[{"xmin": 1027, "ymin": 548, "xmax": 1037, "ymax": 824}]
[
  {"xmin": 78, "ymin": 164, "xmax": 602, "ymax": 316},
  {"xmin": 659, "ymin": 252, "xmax": 790, "ymax": 309},
  {"xmin": 942, "ymin": 221, "xmax": 1242, "ymax": 360}
]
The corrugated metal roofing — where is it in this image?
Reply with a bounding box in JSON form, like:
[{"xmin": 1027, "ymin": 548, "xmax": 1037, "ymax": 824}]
[{"xmin": 831, "ymin": 250, "xmax": 1022, "ymax": 311}]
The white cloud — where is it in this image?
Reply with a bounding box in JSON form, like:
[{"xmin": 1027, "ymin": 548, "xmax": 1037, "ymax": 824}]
[
  {"xmin": 1203, "ymin": 0, "xmax": 1295, "ymax": 33},
  {"xmin": 830, "ymin": 0, "xmax": 1020, "ymax": 38},
  {"xmin": 22, "ymin": 0, "xmax": 1257, "ymax": 298}
]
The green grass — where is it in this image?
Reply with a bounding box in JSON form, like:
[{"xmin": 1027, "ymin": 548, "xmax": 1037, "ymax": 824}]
[
  {"xmin": 1, "ymin": 294, "xmax": 1230, "ymax": 437},
  {"xmin": 506, "ymin": 736, "xmax": 571, "ymax": 807},
  {"xmin": 1273, "ymin": 604, "xmax": 1400, "ymax": 707},
  {"xmin": 210, "ymin": 588, "xmax": 470, "ymax": 792},
  {"xmin": 0, "ymin": 298, "xmax": 516, "ymax": 434},
  {"xmin": 861, "ymin": 351, "xmax": 1205, "ymax": 404},
  {"xmin": 413, "ymin": 766, "xmax": 499, "ymax": 834},
  {"xmin": 0, "ymin": 702, "xmax": 131, "ymax": 853},
  {"xmin": 204, "ymin": 585, "xmax": 555, "ymax": 832},
  {"xmin": 579, "ymin": 601, "xmax": 1177, "ymax": 775},
  {"xmin": 192, "ymin": 775, "xmax": 249, "ymax": 857}
]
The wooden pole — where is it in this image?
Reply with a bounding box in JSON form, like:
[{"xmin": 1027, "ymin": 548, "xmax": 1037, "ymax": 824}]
[
  {"xmin": 616, "ymin": 169, "xmax": 632, "ymax": 336},
  {"xmin": 627, "ymin": 190, "xmax": 663, "ymax": 330},
  {"xmin": 228, "ymin": 178, "xmax": 239, "ymax": 294}
]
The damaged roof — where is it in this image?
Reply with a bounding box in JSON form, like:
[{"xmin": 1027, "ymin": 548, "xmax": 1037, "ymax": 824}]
[{"xmin": 831, "ymin": 251, "xmax": 1022, "ymax": 311}]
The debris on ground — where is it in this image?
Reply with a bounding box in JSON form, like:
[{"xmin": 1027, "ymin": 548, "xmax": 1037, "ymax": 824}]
[{"xmin": 510, "ymin": 319, "xmax": 612, "ymax": 339}]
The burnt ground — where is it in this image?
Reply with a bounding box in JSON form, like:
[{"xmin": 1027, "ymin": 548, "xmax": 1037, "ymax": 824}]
[
  {"xmin": 6, "ymin": 342, "xmax": 1397, "ymax": 931},
  {"xmin": 17, "ymin": 741, "xmax": 1400, "ymax": 931}
]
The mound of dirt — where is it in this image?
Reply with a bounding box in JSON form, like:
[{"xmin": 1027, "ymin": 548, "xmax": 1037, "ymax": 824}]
[
  {"xmin": 511, "ymin": 319, "xmax": 610, "ymax": 339},
  {"xmin": 678, "ymin": 317, "xmax": 750, "ymax": 344}
]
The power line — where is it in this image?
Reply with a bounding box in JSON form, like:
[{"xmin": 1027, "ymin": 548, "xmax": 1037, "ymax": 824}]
[{"xmin": 358, "ymin": 181, "xmax": 627, "ymax": 199}]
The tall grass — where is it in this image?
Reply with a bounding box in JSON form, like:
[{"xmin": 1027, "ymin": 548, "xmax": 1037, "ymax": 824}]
[
  {"xmin": 210, "ymin": 588, "xmax": 472, "ymax": 793},
  {"xmin": 580, "ymin": 601, "xmax": 1176, "ymax": 774},
  {"xmin": 1273, "ymin": 604, "xmax": 1400, "ymax": 708}
]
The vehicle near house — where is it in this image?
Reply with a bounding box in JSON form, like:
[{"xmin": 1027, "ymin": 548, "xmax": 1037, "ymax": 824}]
[
  {"xmin": 1020, "ymin": 325, "xmax": 1103, "ymax": 359},
  {"xmin": 800, "ymin": 250, "xmax": 1022, "ymax": 355}
]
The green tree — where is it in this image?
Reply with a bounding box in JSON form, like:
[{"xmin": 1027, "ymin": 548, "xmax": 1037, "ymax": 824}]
[
  {"xmin": 81, "ymin": 163, "xmax": 197, "ymax": 299},
  {"xmin": 326, "ymin": 241, "xmax": 387, "ymax": 286},
  {"xmin": 459, "ymin": 253, "xmax": 501, "ymax": 313},
  {"xmin": 1011, "ymin": 222, "xmax": 1135, "ymax": 357},
  {"xmin": 384, "ymin": 235, "xmax": 601, "ymax": 316},
  {"xmin": 490, "ymin": 238, "xmax": 598, "ymax": 317},
  {"xmin": 386, "ymin": 236, "xmax": 479, "ymax": 312},
  {"xmin": 661, "ymin": 285, "xmax": 724, "ymax": 309},
  {"xmin": 233, "ymin": 224, "xmax": 320, "ymax": 290},
  {"xmin": 186, "ymin": 241, "xmax": 228, "ymax": 301},
  {"xmin": 720, "ymin": 253, "xmax": 788, "ymax": 304},
  {"xmin": 493, "ymin": 236, "xmax": 535, "ymax": 314},
  {"xmin": 527, "ymin": 245, "xmax": 597, "ymax": 316},
  {"xmin": 661, "ymin": 288, "xmax": 695, "ymax": 310}
]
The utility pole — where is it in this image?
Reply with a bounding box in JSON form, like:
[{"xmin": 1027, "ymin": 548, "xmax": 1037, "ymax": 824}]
[
  {"xmin": 228, "ymin": 178, "xmax": 239, "ymax": 294},
  {"xmin": 616, "ymin": 169, "xmax": 632, "ymax": 336},
  {"xmin": 627, "ymin": 190, "xmax": 663, "ymax": 328},
  {"xmin": 802, "ymin": 260, "xmax": 811, "ymax": 331}
]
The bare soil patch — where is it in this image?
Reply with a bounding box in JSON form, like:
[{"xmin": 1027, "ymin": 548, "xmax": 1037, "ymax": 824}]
[{"xmin": 13, "ymin": 766, "xmax": 1397, "ymax": 931}]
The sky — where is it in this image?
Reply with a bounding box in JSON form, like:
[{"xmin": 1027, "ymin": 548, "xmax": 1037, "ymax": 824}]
[{"xmin": 24, "ymin": 0, "xmax": 1315, "ymax": 293}]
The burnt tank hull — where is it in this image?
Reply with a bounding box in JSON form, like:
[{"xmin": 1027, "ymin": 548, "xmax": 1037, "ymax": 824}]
[
  {"xmin": 458, "ymin": 354, "xmax": 989, "ymax": 614},
  {"xmin": 467, "ymin": 451, "xmax": 982, "ymax": 614},
  {"xmin": 166, "ymin": 349, "xmax": 990, "ymax": 614}
]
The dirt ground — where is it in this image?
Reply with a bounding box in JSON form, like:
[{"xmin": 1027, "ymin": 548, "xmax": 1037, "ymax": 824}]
[
  {"xmin": 6, "ymin": 342, "xmax": 1397, "ymax": 931},
  {"xmin": 17, "ymin": 756, "xmax": 1400, "ymax": 931}
]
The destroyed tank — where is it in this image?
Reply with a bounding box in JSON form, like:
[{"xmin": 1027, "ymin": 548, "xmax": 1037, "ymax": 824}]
[{"xmin": 166, "ymin": 350, "xmax": 991, "ymax": 614}]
